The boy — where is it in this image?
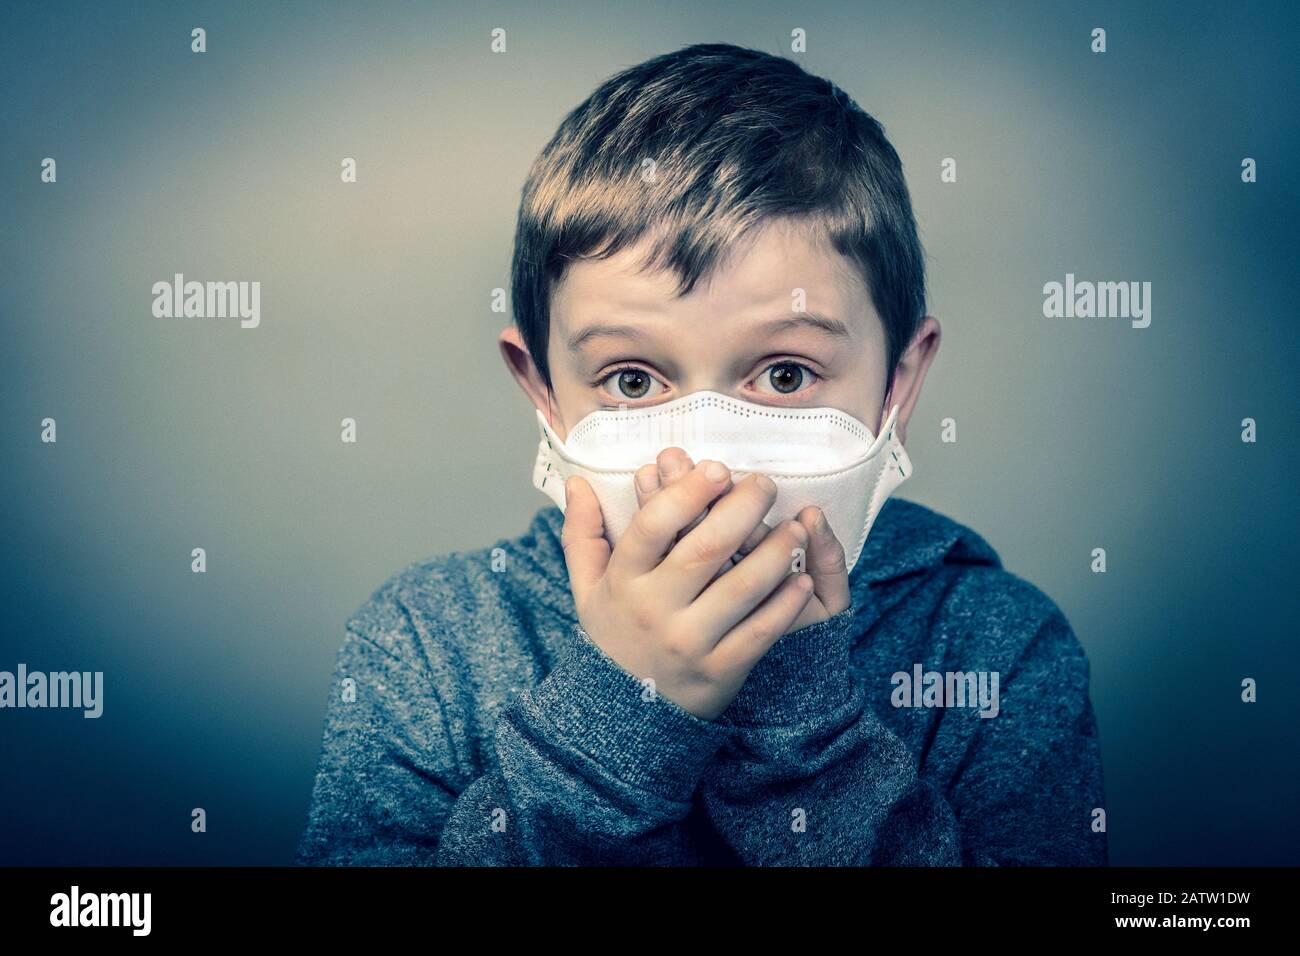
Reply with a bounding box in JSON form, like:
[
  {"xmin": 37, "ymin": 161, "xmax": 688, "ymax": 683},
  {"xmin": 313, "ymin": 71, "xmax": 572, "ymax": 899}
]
[{"xmin": 297, "ymin": 43, "xmax": 1107, "ymax": 866}]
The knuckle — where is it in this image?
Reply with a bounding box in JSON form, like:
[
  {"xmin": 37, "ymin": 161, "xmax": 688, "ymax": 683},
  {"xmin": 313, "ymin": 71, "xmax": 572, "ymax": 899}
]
[
  {"xmin": 657, "ymin": 475, "xmax": 708, "ymax": 516},
  {"xmin": 729, "ymin": 618, "xmax": 768, "ymax": 649},
  {"xmin": 627, "ymin": 507, "xmax": 662, "ymax": 541},
  {"xmin": 814, "ymin": 538, "xmax": 848, "ymax": 574},
  {"xmin": 631, "ymin": 607, "xmax": 658, "ymax": 634},
  {"xmin": 777, "ymin": 521, "xmax": 809, "ymax": 554},
  {"xmin": 634, "ymin": 462, "xmax": 658, "ymax": 489},
  {"xmin": 724, "ymin": 564, "xmax": 764, "ymax": 597},
  {"xmin": 693, "ymin": 656, "xmax": 725, "ymax": 687},
  {"xmin": 660, "ymin": 631, "xmax": 694, "ymax": 661},
  {"xmin": 685, "ymin": 533, "xmax": 730, "ymax": 567},
  {"xmin": 695, "ymin": 460, "xmax": 730, "ymax": 486},
  {"xmin": 749, "ymin": 473, "xmax": 778, "ymax": 502},
  {"xmin": 626, "ymin": 594, "xmax": 659, "ymax": 633},
  {"xmin": 559, "ymin": 531, "xmax": 585, "ymax": 561}
]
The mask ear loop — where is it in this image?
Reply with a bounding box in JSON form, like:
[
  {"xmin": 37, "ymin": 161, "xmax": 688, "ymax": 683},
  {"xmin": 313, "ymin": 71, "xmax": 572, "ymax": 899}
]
[
  {"xmin": 879, "ymin": 369, "xmax": 898, "ymax": 439},
  {"xmin": 537, "ymin": 388, "xmax": 564, "ymax": 496},
  {"xmin": 543, "ymin": 388, "xmax": 560, "ymax": 436}
]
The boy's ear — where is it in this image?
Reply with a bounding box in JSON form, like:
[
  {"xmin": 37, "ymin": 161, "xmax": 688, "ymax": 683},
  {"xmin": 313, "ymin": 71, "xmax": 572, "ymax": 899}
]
[
  {"xmin": 881, "ymin": 315, "xmax": 941, "ymax": 444},
  {"xmin": 499, "ymin": 326, "xmax": 559, "ymax": 429}
]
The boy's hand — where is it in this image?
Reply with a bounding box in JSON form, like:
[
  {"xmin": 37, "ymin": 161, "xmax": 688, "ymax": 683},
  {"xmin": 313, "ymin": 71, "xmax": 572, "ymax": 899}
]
[
  {"xmin": 633, "ymin": 448, "xmax": 851, "ymax": 633},
  {"xmin": 562, "ymin": 460, "xmax": 817, "ymax": 721}
]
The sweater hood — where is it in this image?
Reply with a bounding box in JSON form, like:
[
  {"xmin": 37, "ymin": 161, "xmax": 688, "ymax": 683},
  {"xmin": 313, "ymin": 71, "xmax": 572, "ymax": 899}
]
[{"xmin": 851, "ymin": 497, "xmax": 1002, "ymax": 584}]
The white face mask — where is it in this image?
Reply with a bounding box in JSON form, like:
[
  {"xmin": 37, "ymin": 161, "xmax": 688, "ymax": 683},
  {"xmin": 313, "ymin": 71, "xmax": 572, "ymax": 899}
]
[{"xmin": 531, "ymin": 390, "xmax": 911, "ymax": 574}]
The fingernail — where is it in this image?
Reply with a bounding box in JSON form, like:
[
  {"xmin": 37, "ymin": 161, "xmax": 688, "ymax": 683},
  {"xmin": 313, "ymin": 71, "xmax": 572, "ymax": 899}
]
[
  {"xmin": 795, "ymin": 573, "xmax": 813, "ymax": 592},
  {"xmin": 635, "ymin": 469, "xmax": 657, "ymax": 493},
  {"xmin": 755, "ymin": 474, "xmax": 776, "ymax": 495},
  {"xmin": 704, "ymin": 461, "xmax": 728, "ymax": 482}
]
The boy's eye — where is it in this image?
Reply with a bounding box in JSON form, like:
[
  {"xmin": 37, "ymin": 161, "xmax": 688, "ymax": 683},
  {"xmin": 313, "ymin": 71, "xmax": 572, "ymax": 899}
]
[
  {"xmin": 753, "ymin": 361, "xmax": 816, "ymax": 396},
  {"xmin": 600, "ymin": 367, "xmax": 665, "ymax": 401}
]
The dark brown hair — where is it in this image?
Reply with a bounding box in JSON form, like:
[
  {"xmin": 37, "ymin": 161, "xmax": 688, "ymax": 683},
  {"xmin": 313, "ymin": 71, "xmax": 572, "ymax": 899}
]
[{"xmin": 510, "ymin": 42, "xmax": 927, "ymax": 390}]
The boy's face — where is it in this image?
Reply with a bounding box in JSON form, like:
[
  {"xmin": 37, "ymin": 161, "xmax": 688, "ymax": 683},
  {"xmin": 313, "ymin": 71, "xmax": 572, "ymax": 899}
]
[{"xmin": 501, "ymin": 216, "xmax": 939, "ymax": 444}]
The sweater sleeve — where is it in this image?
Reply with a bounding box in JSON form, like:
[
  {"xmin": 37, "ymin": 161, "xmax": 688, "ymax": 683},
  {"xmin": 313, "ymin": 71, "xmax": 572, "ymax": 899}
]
[
  {"xmin": 296, "ymin": 616, "xmax": 733, "ymax": 866},
  {"xmin": 698, "ymin": 600, "xmax": 1108, "ymax": 866}
]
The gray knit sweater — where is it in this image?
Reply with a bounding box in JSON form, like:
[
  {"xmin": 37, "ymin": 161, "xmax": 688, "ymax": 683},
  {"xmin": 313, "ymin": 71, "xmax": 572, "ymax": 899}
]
[{"xmin": 296, "ymin": 497, "xmax": 1107, "ymax": 866}]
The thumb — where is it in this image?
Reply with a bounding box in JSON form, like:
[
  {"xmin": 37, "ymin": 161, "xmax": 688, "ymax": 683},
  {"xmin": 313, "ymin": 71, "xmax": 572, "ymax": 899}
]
[{"xmin": 559, "ymin": 475, "xmax": 610, "ymax": 606}]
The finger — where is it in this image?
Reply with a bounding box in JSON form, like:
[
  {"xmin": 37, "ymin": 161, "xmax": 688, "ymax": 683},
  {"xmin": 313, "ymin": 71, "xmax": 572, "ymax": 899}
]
[
  {"xmin": 635, "ymin": 451, "xmax": 715, "ymax": 584},
  {"xmin": 656, "ymin": 448, "xmax": 706, "ymax": 539},
  {"xmin": 708, "ymin": 571, "xmax": 815, "ymax": 676},
  {"xmin": 559, "ymin": 475, "xmax": 611, "ymax": 607},
  {"xmin": 633, "ymin": 447, "xmax": 692, "ymax": 509},
  {"xmin": 657, "ymin": 447, "xmax": 693, "ymax": 486},
  {"xmin": 735, "ymin": 516, "xmax": 773, "ymax": 559},
  {"xmin": 687, "ymin": 517, "xmax": 809, "ymax": 639},
  {"xmin": 796, "ymin": 505, "xmax": 851, "ymax": 616},
  {"xmin": 654, "ymin": 473, "xmax": 779, "ymax": 602},
  {"xmin": 633, "ymin": 463, "xmax": 660, "ymax": 509},
  {"xmin": 702, "ymin": 517, "xmax": 772, "ymax": 588},
  {"xmin": 610, "ymin": 460, "xmax": 734, "ymax": 576}
]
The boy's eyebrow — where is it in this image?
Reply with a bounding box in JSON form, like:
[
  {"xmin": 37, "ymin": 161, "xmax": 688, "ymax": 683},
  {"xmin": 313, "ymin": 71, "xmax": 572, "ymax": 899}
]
[
  {"xmin": 761, "ymin": 312, "xmax": 853, "ymax": 339},
  {"xmin": 567, "ymin": 313, "xmax": 850, "ymax": 351},
  {"xmin": 566, "ymin": 323, "xmax": 651, "ymax": 350}
]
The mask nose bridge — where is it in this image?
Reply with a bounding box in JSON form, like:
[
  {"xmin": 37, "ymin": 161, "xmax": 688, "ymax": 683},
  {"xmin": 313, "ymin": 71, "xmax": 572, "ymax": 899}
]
[{"xmin": 554, "ymin": 389, "xmax": 896, "ymax": 462}]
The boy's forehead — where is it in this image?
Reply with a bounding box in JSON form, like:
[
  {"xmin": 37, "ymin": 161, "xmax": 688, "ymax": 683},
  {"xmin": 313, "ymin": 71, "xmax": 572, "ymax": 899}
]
[{"xmin": 552, "ymin": 218, "xmax": 875, "ymax": 337}]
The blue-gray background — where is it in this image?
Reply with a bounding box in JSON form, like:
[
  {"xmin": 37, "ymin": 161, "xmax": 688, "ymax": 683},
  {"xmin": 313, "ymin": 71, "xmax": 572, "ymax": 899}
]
[{"xmin": 1, "ymin": 0, "xmax": 1296, "ymax": 865}]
